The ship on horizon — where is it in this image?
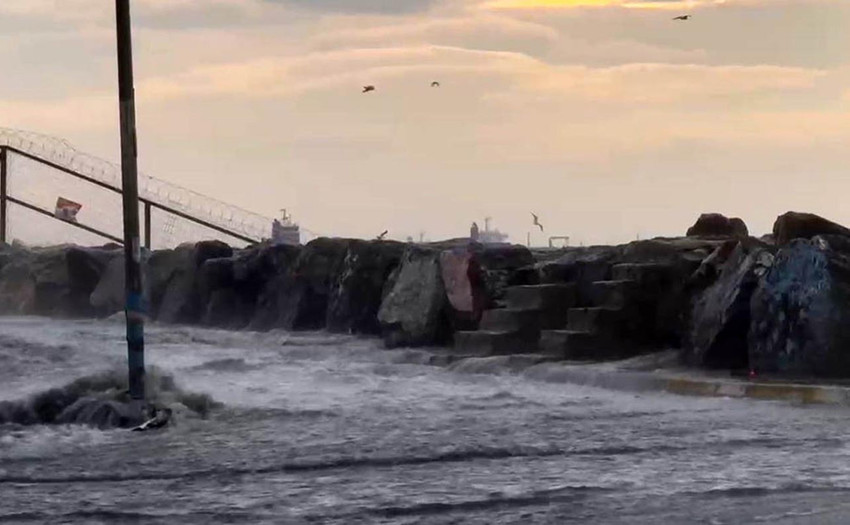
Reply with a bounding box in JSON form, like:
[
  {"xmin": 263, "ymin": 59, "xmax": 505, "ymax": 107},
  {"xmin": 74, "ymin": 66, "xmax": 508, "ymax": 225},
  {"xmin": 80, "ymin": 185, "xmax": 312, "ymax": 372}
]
[{"xmin": 270, "ymin": 209, "xmax": 301, "ymax": 245}]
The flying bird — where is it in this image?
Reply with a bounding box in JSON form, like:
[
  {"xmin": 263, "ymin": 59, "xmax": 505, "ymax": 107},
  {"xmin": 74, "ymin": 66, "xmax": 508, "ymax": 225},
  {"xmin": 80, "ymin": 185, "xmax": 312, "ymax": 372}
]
[
  {"xmin": 376, "ymin": 230, "xmax": 388, "ymax": 240},
  {"xmin": 531, "ymin": 213, "xmax": 544, "ymax": 233},
  {"xmin": 431, "ymin": 81, "xmax": 440, "ymax": 87},
  {"xmin": 672, "ymin": 15, "xmax": 690, "ymax": 20},
  {"xmin": 362, "ymin": 85, "xmax": 375, "ymax": 93}
]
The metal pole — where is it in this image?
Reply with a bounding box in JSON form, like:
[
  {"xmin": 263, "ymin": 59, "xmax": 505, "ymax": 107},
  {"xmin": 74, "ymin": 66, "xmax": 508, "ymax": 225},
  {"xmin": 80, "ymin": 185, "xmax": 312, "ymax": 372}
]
[
  {"xmin": 0, "ymin": 148, "xmax": 7, "ymax": 244},
  {"xmin": 116, "ymin": 0, "xmax": 145, "ymax": 407},
  {"xmin": 144, "ymin": 201, "xmax": 151, "ymax": 249}
]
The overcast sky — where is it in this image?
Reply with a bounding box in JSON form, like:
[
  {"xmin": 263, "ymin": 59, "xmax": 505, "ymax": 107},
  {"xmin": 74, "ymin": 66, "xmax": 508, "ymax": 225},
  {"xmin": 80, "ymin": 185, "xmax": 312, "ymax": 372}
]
[{"xmin": 0, "ymin": 0, "xmax": 847, "ymax": 245}]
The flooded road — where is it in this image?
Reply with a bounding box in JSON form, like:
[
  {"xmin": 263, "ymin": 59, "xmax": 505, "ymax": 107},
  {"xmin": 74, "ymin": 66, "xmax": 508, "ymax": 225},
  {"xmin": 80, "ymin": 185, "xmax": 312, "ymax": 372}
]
[{"xmin": 2, "ymin": 316, "xmax": 850, "ymax": 524}]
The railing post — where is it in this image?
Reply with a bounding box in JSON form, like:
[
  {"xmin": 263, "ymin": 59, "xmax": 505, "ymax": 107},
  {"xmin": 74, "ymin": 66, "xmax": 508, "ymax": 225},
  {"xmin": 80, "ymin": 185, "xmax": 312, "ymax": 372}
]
[
  {"xmin": 0, "ymin": 148, "xmax": 7, "ymax": 244},
  {"xmin": 144, "ymin": 201, "xmax": 151, "ymax": 249}
]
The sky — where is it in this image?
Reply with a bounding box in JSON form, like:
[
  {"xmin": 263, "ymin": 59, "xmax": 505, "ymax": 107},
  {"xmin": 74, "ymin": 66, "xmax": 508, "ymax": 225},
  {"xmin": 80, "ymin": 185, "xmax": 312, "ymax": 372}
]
[{"xmin": 0, "ymin": 0, "xmax": 848, "ymax": 245}]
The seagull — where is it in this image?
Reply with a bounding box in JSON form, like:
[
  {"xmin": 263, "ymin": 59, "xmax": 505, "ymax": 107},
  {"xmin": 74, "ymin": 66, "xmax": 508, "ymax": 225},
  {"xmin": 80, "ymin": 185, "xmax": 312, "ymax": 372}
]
[
  {"xmin": 362, "ymin": 85, "xmax": 375, "ymax": 93},
  {"xmin": 376, "ymin": 230, "xmax": 388, "ymax": 240},
  {"xmin": 672, "ymin": 15, "xmax": 690, "ymax": 20},
  {"xmin": 531, "ymin": 212, "xmax": 544, "ymax": 233},
  {"xmin": 431, "ymin": 81, "xmax": 440, "ymax": 87}
]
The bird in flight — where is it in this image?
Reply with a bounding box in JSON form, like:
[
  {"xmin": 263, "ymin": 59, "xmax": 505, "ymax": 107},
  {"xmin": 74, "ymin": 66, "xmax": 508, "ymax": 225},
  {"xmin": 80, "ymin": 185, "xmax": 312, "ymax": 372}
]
[
  {"xmin": 431, "ymin": 81, "xmax": 440, "ymax": 87},
  {"xmin": 672, "ymin": 15, "xmax": 690, "ymax": 21},
  {"xmin": 362, "ymin": 85, "xmax": 375, "ymax": 93},
  {"xmin": 376, "ymin": 230, "xmax": 388, "ymax": 240},
  {"xmin": 531, "ymin": 213, "xmax": 544, "ymax": 233}
]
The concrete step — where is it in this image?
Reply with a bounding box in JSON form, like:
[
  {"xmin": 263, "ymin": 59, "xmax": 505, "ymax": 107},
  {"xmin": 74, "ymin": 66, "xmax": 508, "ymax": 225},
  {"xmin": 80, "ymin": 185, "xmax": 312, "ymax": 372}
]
[
  {"xmin": 539, "ymin": 330, "xmax": 620, "ymax": 360},
  {"xmin": 453, "ymin": 330, "xmax": 537, "ymax": 356},
  {"xmin": 479, "ymin": 307, "xmax": 566, "ymax": 334},
  {"xmin": 504, "ymin": 284, "xmax": 577, "ymax": 312},
  {"xmin": 566, "ymin": 306, "xmax": 640, "ymax": 336},
  {"xmin": 611, "ymin": 263, "xmax": 674, "ymax": 286},
  {"xmin": 587, "ymin": 279, "xmax": 639, "ymax": 309}
]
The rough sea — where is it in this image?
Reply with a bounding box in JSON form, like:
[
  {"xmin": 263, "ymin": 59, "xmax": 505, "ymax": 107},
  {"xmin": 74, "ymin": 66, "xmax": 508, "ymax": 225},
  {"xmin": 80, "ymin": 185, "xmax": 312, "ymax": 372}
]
[{"xmin": 3, "ymin": 316, "xmax": 850, "ymax": 524}]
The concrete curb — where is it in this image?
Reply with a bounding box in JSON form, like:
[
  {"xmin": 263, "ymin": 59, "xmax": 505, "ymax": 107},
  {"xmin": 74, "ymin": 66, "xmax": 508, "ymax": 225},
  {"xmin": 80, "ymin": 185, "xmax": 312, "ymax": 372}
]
[{"xmin": 516, "ymin": 361, "xmax": 850, "ymax": 406}]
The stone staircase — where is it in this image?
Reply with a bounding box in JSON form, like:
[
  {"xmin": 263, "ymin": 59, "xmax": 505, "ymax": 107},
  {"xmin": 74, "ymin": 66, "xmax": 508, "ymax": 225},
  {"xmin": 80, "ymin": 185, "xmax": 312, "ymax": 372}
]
[
  {"xmin": 453, "ymin": 283, "xmax": 576, "ymax": 356},
  {"xmin": 454, "ymin": 262, "xmax": 671, "ymax": 360}
]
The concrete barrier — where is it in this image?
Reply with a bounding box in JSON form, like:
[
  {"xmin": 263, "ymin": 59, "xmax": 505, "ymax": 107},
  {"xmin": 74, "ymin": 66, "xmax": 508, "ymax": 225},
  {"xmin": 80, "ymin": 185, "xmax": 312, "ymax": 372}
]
[{"xmin": 513, "ymin": 359, "xmax": 850, "ymax": 406}]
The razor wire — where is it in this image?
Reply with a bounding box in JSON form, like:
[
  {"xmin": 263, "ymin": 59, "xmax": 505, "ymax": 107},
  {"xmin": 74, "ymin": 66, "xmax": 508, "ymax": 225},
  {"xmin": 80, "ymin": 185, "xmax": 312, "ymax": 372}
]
[{"xmin": 0, "ymin": 127, "xmax": 276, "ymax": 246}]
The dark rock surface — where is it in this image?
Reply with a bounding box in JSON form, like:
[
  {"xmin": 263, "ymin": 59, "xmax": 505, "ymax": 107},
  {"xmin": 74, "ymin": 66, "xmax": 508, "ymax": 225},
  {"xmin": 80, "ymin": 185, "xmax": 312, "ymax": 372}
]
[
  {"xmin": 0, "ymin": 246, "xmax": 120, "ymax": 318},
  {"xmin": 772, "ymin": 211, "xmax": 850, "ymax": 246},
  {"xmin": 327, "ymin": 240, "xmax": 406, "ymax": 335},
  {"xmin": 686, "ymin": 213, "xmax": 748, "ymax": 238},
  {"xmin": 251, "ymin": 238, "xmax": 350, "ymax": 331},
  {"xmin": 5, "ymin": 211, "xmax": 850, "ymax": 378},
  {"xmin": 686, "ymin": 241, "xmax": 774, "ymax": 369},
  {"xmin": 749, "ymin": 235, "xmax": 850, "ymax": 377}
]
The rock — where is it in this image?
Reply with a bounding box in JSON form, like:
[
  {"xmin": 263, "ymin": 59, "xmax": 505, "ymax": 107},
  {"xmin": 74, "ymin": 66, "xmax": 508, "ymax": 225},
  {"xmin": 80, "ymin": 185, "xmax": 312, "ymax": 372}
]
[
  {"xmin": 0, "ymin": 246, "xmax": 119, "ymax": 317},
  {"xmin": 471, "ymin": 244, "xmax": 535, "ymax": 307},
  {"xmin": 749, "ymin": 235, "xmax": 850, "ymax": 377},
  {"xmin": 90, "ymin": 256, "xmax": 126, "ymax": 314},
  {"xmin": 193, "ymin": 240, "xmax": 233, "ymax": 267},
  {"xmin": 686, "ymin": 241, "xmax": 774, "ymax": 369},
  {"xmin": 150, "ymin": 245, "xmax": 197, "ymax": 323},
  {"xmin": 251, "ymin": 238, "xmax": 351, "ymax": 331},
  {"xmin": 0, "ymin": 251, "xmax": 36, "ymax": 314},
  {"xmin": 89, "ymin": 250, "xmax": 158, "ymax": 317},
  {"xmin": 687, "ymin": 239, "xmax": 743, "ymax": 291},
  {"xmin": 197, "ymin": 257, "xmax": 239, "ymax": 328},
  {"xmin": 772, "ymin": 211, "xmax": 850, "ymax": 246},
  {"xmin": 246, "ymin": 243, "xmax": 304, "ymax": 330},
  {"xmin": 378, "ymin": 246, "xmax": 450, "ymax": 348},
  {"xmin": 439, "ymin": 249, "xmax": 487, "ymax": 331},
  {"xmin": 686, "ymin": 213, "xmax": 748, "ymax": 238},
  {"xmin": 64, "ymin": 247, "xmax": 122, "ymax": 316},
  {"xmin": 438, "ymin": 243, "xmax": 532, "ymax": 329},
  {"xmin": 326, "ymin": 240, "xmax": 406, "ymax": 334},
  {"xmin": 150, "ymin": 241, "xmax": 234, "ymax": 324},
  {"xmin": 622, "ymin": 237, "xmax": 724, "ymax": 266}
]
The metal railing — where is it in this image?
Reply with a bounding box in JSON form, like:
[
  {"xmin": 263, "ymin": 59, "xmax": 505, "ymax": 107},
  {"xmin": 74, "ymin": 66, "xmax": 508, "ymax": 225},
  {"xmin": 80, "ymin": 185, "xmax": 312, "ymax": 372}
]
[{"xmin": 0, "ymin": 144, "xmax": 261, "ymax": 248}]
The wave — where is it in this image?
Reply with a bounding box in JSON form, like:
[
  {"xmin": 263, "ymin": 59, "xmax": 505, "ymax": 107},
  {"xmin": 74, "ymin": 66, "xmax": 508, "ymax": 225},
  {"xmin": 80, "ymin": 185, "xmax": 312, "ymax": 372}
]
[
  {"xmin": 355, "ymin": 484, "xmax": 612, "ymax": 520},
  {"xmin": 0, "ymin": 367, "xmax": 220, "ymax": 429},
  {"xmin": 687, "ymin": 483, "xmax": 850, "ymax": 499},
  {"xmin": 185, "ymin": 358, "xmax": 261, "ymax": 373},
  {"xmin": 0, "ymin": 442, "xmax": 660, "ymax": 485}
]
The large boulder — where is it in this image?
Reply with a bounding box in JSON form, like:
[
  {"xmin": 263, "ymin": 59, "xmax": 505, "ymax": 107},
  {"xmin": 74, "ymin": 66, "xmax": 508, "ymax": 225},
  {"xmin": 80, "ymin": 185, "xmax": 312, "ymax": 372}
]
[
  {"xmin": 749, "ymin": 235, "xmax": 850, "ymax": 377},
  {"xmin": 197, "ymin": 257, "xmax": 241, "ymax": 328},
  {"xmin": 326, "ymin": 240, "xmax": 406, "ymax": 335},
  {"xmin": 148, "ymin": 245, "xmax": 196, "ymax": 323},
  {"xmin": 0, "ymin": 246, "xmax": 119, "ymax": 317},
  {"xmin": 246, "ymin": 244, "xmax": 304, "ymax": 330},
  {"xmin": 153, "ymin": 241, "xmax": 233, "ymax": 324},
  {"xmin": 64, "ymin": 247, "xmax": 122, "ymax": 316},
  {"xmin": 438, "ymin": 243, "xmax": 532, "ymax": 329},
  {"xmin": 440, "ymin": 249, "xmax": 485, "ymax": 331},
  {"xmin": 251, "ymin": 238, "xmax": 350, "ymax": 331},
  {"xmin": 237, "ymin": 243, "xmax": 302, "ymax": 329},
  {"xmin": 686, "ymin": 213, "xmax": 748, "ymax": 238},
  {"xmin": 686, "ymin": 241, "xmax": 774, "ymax": 369},
  {"xmin": 378, "ymin": 246, "xmax": 450, "ymax": 348},
  {"xmin": 772, "ymin": 211, "xmax": 850, "ymax": 246},
  {"xmin": 472, "ymin": 244, "xmax": 535, "ymax": 307},
  {"xmin": 0, "ymin": 251, "xmax": 36, "ymax": 314}
]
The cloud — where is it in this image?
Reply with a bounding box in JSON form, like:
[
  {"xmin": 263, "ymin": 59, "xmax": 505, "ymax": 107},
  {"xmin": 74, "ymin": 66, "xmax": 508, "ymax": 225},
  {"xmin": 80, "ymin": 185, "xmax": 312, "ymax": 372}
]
[
  {"xmin": 480, "ymin": 0, "xmax": 724, "ymax": 9},
  {"xmin": 263, "ymin": 0, "xmax": 440, "ymax": 15}
]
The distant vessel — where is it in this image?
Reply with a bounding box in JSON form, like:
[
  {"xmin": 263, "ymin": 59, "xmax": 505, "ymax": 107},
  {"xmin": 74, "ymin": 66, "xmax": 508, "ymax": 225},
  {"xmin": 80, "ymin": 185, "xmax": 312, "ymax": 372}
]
[
  {"xmin": 270, "ymin": 209, "xmax": 301, "ymax": 245},
  {"xmin": 478, "ymin": 217, "xmax": 509, "ymax": 244}
]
